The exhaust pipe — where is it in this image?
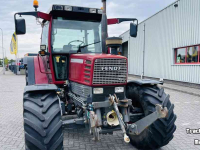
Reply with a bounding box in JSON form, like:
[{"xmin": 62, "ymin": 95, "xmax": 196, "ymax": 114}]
[
  {"xmin": 102, "ymin": 0, "xmax": 106, "ymax": 14},
  {"xmin": 101, "ymin": 0, "xmax": 108, "ymax": 54}
]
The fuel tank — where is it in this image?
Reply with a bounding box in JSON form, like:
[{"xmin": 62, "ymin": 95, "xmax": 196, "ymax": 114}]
[{"xmin": 69, "ymin": 54, "xmax": 128, "ymax": 86}]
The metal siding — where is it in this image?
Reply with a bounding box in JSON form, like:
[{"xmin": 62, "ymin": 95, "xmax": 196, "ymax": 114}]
[
  {"xmin": 121, "ymin": 0, "xmax": 200, "ymax": 84},
  {"xmin": 121, "ymin": 31, "xmax": 129, "ymax": 42}
]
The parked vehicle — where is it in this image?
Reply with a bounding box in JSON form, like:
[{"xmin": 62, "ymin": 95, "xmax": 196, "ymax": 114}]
[{"xmin": 18, "ymin": 58, "xmax": 25, "ymax": 70}]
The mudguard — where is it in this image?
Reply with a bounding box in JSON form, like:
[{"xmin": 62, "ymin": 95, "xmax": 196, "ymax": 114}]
[
  {"xmin": 128, "ymin": 79, "xmax": 163, "ymax": 86},
  {"xmin": 26, "ymin": 57, "xmax": 35, "ymax": 85},
  {"xmin": 24, "ymin": 84, "xmax": 58, "ymax": 93},
  {"xmin": 26, "ymin": 56, "xmax": 49, "ymax": 85},
  {"xmin": 33, "ymin": 56, "xmax": 49, "ymax": 84}
]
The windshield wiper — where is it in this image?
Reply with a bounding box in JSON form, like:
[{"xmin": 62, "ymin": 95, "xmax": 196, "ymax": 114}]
[{"xmin": 77, "ymin": 41, "xmax": 101, "ymax": 53}]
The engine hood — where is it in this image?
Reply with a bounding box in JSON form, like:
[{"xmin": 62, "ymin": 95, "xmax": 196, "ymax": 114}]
[
  {"xmin": 69, "ymin": 53, "xmax": 128, "ymax": 86},
  {"xmin": 70, "ymin": 53, "xmax": 127, "ymax": 60}
]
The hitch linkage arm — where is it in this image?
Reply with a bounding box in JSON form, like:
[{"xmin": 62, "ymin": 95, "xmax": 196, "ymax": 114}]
[
  {"xmin": 127, "ymin": 104, "xmax": 168, "ymax": 135},
  {"xmin": 109, "ymin": 95, "xmax": 130, "ymax": 143},
  {"xmin": 109, "ymin": 95, "xmax": 168, "ymax": 142}
]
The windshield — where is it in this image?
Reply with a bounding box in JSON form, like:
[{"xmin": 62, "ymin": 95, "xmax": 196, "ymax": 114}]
[{"xmin": 52, "ymin": 19, "xmax": 102, "ymax": 53}]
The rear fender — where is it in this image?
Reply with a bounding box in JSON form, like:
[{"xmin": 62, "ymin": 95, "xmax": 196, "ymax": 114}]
[
  {"xmin": 34, "ymin": 56, "xmax": 49, "ymax": 84},
  {"xmin": 26, "ymin": 57, "xmax": 35, "ymax": 85},
  {"xmin": 26, "ymin": 56, "xmax": 49, "ymax": 85}
]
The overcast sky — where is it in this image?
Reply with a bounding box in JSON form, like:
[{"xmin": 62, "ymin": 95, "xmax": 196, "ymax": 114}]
[{"xmin": 0, "ymin": 0, "xmax": 176, "ymax": 59}]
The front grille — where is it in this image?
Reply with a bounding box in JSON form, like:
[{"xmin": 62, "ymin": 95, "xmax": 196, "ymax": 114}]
[{"xmin": 93, "ymin": 58, "xmax": 127, "ymax": 85}]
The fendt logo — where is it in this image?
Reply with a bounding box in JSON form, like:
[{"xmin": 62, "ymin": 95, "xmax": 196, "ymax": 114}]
[{"xmin": 101, "ymin": 66, "xmax": 121, "ymax": 71}]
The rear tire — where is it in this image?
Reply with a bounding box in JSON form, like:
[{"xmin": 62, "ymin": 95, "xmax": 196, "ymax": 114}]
[
  {"xmin": 23, "ymin": 90, "xmax": 63, "ymax": 150},
  {"xmin": 126, "ymin": 83, "xmax": 176, "ymax": 149}
]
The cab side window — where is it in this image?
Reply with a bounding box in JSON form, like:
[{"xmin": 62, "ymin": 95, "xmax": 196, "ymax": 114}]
[{"xmin": 41, "ymin": 22, "xmax": 49, "ymax": 52}]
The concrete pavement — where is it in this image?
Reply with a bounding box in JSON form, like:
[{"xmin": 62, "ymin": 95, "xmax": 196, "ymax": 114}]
[{"xmin": 0, "ymin": 69, "xmax": 200, "ymax": 150}]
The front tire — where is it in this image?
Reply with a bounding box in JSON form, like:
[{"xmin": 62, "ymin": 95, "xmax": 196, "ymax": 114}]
[
  {"xmin": 126, "ymin": 83, "xmax": 176, "ymax": 149},
  {"xmin": 23, "ymin": 90, "xmax": 63, "ymax": 150}
]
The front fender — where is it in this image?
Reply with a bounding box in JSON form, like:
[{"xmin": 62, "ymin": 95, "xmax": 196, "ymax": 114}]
[
  {"xmin": 127, "ymin": 79, "xmax": 163, "ymax": 86},
  {"xmin": 24, "ymin": 84, "xmax": 58, "ymax": 93}
]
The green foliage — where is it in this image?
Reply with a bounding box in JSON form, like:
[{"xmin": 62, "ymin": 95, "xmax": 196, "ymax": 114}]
[
  {"xmin": 0, "ymin": 58, "xmax": 15, "ymax": 66},
  {"xmin": 4, "ymin": 57, "xmax": 9, "ymax": 65},
  {"xmin": 9, "ymin": 59, "xmax": 15, "ymax": 64}
]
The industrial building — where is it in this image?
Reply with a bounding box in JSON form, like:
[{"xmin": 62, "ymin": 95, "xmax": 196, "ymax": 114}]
[{"xmin": 120, "ymin": 0, "xmax": 200, "ymax": 84}]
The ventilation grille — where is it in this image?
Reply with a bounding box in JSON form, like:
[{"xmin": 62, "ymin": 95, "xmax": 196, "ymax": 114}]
[
  {"xmin": 93, "ymin": 58, "xmax": 127, "ymax": 85},
  {"xmin": 84, "ymin": 60, "xmax": 91, "ymax": 84},
  {"xmin": 70, "ymin": 82, "xmax": 91, "ymax": 98}
]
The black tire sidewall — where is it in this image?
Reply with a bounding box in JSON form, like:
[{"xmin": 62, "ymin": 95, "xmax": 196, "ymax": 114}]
[{"xmin": 126, "ymin": 83, "xmax": 176, "ymax": 149}]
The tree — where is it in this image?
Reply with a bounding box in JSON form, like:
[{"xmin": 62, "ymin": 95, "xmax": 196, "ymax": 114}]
[
  {"xmin": 9, "ymin": 59, "xmax": 15, "ymax": 64},
  {"xmin": 4, "ymin": 57, "xmax": 9, "ymax": 65}
]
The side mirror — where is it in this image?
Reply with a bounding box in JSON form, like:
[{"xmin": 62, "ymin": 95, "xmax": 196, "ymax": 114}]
[
  {"xmin": 130, "ymin": 23, "xmax": 138, "ymax": 38},
  {"xmin": 15, "ymin": 19, "xmax": 26, "ymax": 35}
]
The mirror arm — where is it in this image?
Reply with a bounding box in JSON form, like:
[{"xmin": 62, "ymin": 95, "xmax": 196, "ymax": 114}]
[
  {"xmin": 14, "ymin": 12, "xmax": 37, "ymax": 20},
  {"xmin": 118, "ymin": 18, "xmax": 138, "ymax": 24},
  {"xmin": 108, "ymin": 18, "xmax": 138, "ymax": 25},
  {"xmin": 14, "ymin": 12, "xmax": 51, "ymax": 21}
]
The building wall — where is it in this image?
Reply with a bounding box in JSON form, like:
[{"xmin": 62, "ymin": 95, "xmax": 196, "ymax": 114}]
[{"xmin": 121, "ymin": 0, "xmax": 200, "ymax": 84}]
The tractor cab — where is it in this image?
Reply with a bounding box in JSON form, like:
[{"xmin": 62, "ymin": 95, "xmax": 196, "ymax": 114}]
[
  {"xmin": 41, "ymin": 5, "xmax": 103, "ymax": 81},
  {"xmin": 47, "ymin": 5, "xmax": 103, "ymax": 54}
]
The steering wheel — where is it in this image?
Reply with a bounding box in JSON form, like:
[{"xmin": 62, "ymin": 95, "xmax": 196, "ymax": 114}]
[{"xmin": 68, "ymin": 40, "xmax": 85, "ymax": 47}]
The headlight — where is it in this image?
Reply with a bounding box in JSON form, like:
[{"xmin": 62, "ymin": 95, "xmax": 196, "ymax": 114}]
[
  {"xmin": 97, "ymin": 9, "xmax": 103, "ymax": 14},
  {"xmin": 115, "ymin": 87, "xmax": 124, "ymax": 93},
  {"xmin": 93, "ymin": 88, "xmax": 103, "ymax": 94},
  {"xmin": 53, "ymin": 5, "xmax": 64, "ymax": 11},
  {"xmin": 64, "ymin": 5, "xmax": 73, "ymax": 11},
  {"xmin": 90, "ymin": 8, "xmax": 96, "ymax": 13}
]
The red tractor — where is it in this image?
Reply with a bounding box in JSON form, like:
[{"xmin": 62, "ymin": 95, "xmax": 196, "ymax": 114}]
[{"xmin": 14, "ymin": 0, "xmax": 176, "ymax": 149}]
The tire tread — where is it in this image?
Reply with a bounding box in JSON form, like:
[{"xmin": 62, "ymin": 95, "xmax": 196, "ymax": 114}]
[
  {"xmin": 126, "ymin": 84, "xmax": 176, "ymax": 149},
  {"xmin": 23, "ymin": 91, "xmax": 63, "ymax": 150}
]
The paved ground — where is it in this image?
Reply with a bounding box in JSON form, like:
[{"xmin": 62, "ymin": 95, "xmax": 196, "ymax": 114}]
[{"xmin": 0, "ymin": 69, "xmax": 200, "ymax": 150}]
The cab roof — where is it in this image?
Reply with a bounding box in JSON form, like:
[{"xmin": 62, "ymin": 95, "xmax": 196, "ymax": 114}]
[
  {"xmin": 47, "ymin": 5, "xmax": 103, "ymax": 22},
  {"xmin": 48, "ymin": 4, "xmax": 103, "ymax": 15}
]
